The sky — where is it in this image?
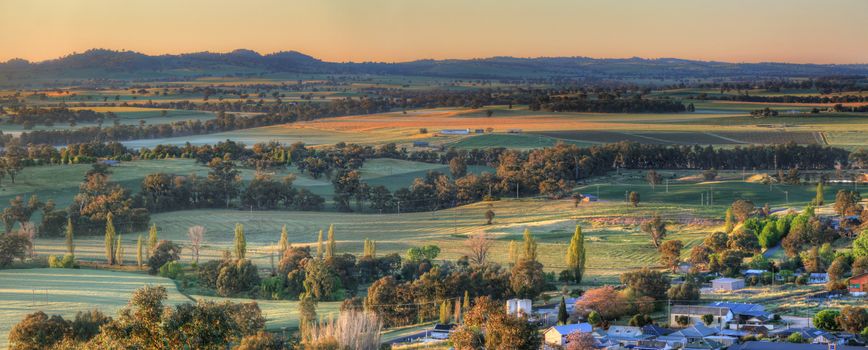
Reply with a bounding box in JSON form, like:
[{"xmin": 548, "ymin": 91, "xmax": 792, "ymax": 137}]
[{"xmin": 1, "ymin": 0, "xmax": 867, "ymax": 64}]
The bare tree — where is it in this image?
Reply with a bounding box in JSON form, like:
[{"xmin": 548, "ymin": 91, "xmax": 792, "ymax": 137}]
[
  {"xmin": 19, "ymin": 222, "xmax": 37, "ymax": 258},
  {"xmin": 188, "ymin": 225, "xmax": 205, "ymax": 263},
  {"xmin": 466, "ymin": 232, "xmax": 493, "ymax": 265}
]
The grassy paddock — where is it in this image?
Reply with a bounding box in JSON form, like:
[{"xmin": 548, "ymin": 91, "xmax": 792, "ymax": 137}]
[{"xmin": 0, "ymin": 268, "xmax": 190, "ymax": 349}]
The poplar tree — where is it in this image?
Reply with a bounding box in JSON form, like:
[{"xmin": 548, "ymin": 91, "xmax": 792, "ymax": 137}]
[
  {"xmin": 136, "ymin": 235, "xmax": 143, "ymax": 268},
  {"xmin": 148, "ymin": 223, "xmax": 158, "ymax": 255},
  {"xmin": 508, "ymin": 240, "xmax": 518, "ymax": 265},
  {"xmin": 65, "ymin": 217, "xmax": 74, "ymax": 256},
  {"xmin": 724, "ymin": 207, "xmax": 735, "ymax": 234},
  {"xmin": 439, "ymin": 300, "xmax": 452, "ymax": 324},
  {"xmin": 363, "ymin": 238, "xmax": 376, "ymax": 258},
  {"xmin": 522, "ymin": 228, "xmax": 537, "ymax": 262},
  {"xmin": 566, "ymin": 225, "xmax": 586, "ymax": 283},
  {"xmin": 104, "ymin": 213, "xmax": 116, "ymax": 265},
  {"xmin": 326, "ymin": 224, "xmax": 336, "ymax": 259},
  {"xmin": 815, "ymin": 182, "xmax": 824, "ymax": 206},
  {"xmin": 115, "ymin": 234, "xmax": 124, "ymax": 265},
  {"xmin": 278, "ymin": 224, "xmax": 289, "ymax": 257},
  {"xmin": 234, "ymin": 223, "xmax": 246, "ymax": 259},
  {"xmin": 316, "ymin": 229, "xmax": 324, "ymax": 259},
  {"xmin": 463, "ymin": 290, "xmax": 470, "ymax": 310}
]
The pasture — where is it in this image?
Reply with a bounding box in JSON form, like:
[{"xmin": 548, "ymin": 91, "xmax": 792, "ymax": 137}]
[
  {"xmin": 33, "ymin": 199, "xmax": 719, "ymax": 280},
  {"xmin": 0, "ymin": 268, "xmax": 190, "ymax": 349}
]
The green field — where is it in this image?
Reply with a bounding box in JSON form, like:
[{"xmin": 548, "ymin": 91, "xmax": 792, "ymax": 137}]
[{"xmin": 0, "ymin": 268, "xmax": 190, "ymax": 349}]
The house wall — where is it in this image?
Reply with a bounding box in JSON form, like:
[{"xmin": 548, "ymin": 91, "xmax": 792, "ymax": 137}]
[{"xmin": 544, "ymin": 331, "xmax": 565, "ymax": 346}]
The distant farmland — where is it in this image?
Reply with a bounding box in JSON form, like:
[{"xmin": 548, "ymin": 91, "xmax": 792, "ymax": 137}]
[{"xmin": 531, "ymin": 130, "xmax": 824, "ymax": 145}]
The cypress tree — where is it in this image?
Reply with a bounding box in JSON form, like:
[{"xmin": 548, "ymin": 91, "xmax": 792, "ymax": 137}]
[
  {"xmin": 316, "ymin": 229, "xmax": 324, "ymax": 259},
  {"xmin": 566, "ymin": 225, "xmax": 586, "ymax": 283},
  {"xmin": 815, "ymin": 182, "xmax": 824, "ymax": 206},
  {"xmin": 278, "ymin": 224, "xmax": 289, "ymax": 257},
  {"xmin": 115, "ymin": 234, "xmax": 124, "ymax": 265},
  {"xmin": 558, "ymin": 297, "xmax": 569, "ymax": 325},
  {"xmin": 234, "ymin": 223, "xmax": 246, "ymax": 259},
  {"xmin": 136, "ymin": 235, "xmax": 143, "ymax": 268},
  {"xmin": 104, "ymin": 213, "xmax": 116, "ymax": 265},
  {"xmin": 724, "ymin": 207, "xmax": 735, "ymax": 233},
  {"xmin": 65, "ymin": 217, "xmax": 74, "ymax": 256},
  {"xmin": 148, "ymin": 223, "xmax": 158, "ymax": 255},
  {"xmin": 522, "ymin": 228, "xmax": 537, "ymax": 262},
  {"xmin": 326, "ymin": 224, "xmax": 336, "ymax": 259}
]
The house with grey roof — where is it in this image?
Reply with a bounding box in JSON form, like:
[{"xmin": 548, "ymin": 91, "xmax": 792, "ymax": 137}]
[
  {"xmin": 670, "ymin": 305, "xmax": 733, "ymax": 327},
  {"xmin": 730, "ymin": 341, "xmax": 864, "ymax": 350}
]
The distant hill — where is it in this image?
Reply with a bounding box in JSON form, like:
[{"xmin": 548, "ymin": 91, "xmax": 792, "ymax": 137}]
[{"xmin": 2, "ymin": 48, "xmax": 867, "ymax": 84}]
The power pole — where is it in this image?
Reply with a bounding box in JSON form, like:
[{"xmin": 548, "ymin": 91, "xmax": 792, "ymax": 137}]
[{"xmin": 515, "ymin": 182, "xmax": 519, "ymax": 199}]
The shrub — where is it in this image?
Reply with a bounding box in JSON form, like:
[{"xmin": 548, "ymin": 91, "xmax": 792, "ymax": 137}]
[
  {"xmin": 216, "ymin": 259, "xmax": 261, "ymax": 297},
  {"xmin": 48, "ymin": 254, "xmax": 76, "ymax": 268},
  {"xmin": 158, "ymin": 261, "xmax": 184, "ymax": 280},
  {"xmin": 259, "ymin": 276, "xmax": 286, "ymax": 300},
  {"xmin": 147, "ymin": 240, "xmax": 181, "ymax": 275},
  {"xmin": 196, "ymin": 260, "xmax": 223, "ymax": 289},
  {"xmin": 7, "ymin": 311, "xmax": 70, "ymax": 350}
]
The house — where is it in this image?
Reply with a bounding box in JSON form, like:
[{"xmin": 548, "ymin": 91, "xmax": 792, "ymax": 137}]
[
  {"xmin": 507, "ymin": 128, "xmax": 523, "ymax": 133},
  {"xmin": 99, "ymin": 159, "xmax": 120, "ymax": 166},
  {"xmin": 705, "ymin": 302, "xmax": 774, "ymax": 326},
  {"xmin": 684, "ymin": 339, "xmax": 724, "ymax": 350},
  {"xmin": 429, "ymin": 323, "xmax": 456, "ymax": 339},
  {"xmin": 769, "ymin": 328, "xmax": 843, "ymax": 345},
  {"xmin": 704, "ymin": 335, "xmax": 738, "ymax": 347},
  {"xmin": 848, "ymin": 273, "xmax": 868, "ymax": 296},
  {"xmin": 412, "ymin": 141, "xmax": 430, "ymax": 147},
  {"xmin": 506, "ymin": 298, "xmax": 532, "ymax": 316},
  {"xmin": 634, "ymin": 340, "xmax": 670, "ymax": 350},
  {"xmin": 603, "ymin": 325, "xmax": 651, "ymax": 346},
  {"xmin": 669, "ymin": 323, "xmax": 720, "ymax": 342},
  {"xmin": 641, "ymin": 324, "xmax": 674, "ymax": 337},
  {"xmin": 670, "ymin": 305, "xmax": 732, "ymax": 327},
  {"xmin": 474, "ymin": 129, "xmax": 485, "ymax": 134},
  {"xmin": 439, "ymin": 129, "xmax": 470, "ymax": 135},
  {"xmin": 809, "ymin": 273, "xmax": 829, "ymax": 284},
  {"xmin": 711, "ymin": 277, "xmax": 745, "ymax": 291},
  {"xmin": 543, "ymin": 323, "xmax": 592, "ymax": 347},
  {"xmin": 743, "ymin": 269, "xmax": 766, "ymax": 277},
  {"xmin": 730, "ymin": 341, "xmax": 865, "ymax": 350}
]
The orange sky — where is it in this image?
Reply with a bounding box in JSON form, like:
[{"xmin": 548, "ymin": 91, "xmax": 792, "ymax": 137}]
[{"xmin": 1, "ymin": 0, "xmax": 867, "ymax": 64}]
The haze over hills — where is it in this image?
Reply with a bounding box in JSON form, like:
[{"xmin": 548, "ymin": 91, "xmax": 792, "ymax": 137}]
[{"xmin": 2, "ymin": 48, "xmax": 868, "ymax": 85}]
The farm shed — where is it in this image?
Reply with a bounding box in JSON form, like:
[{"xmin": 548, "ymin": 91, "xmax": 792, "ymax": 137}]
[
  {"xmin": 412, "ymin": 141, "xmax": 430, "ymax": 147},
  {"xmin": 439, "ymin": 129, "xmax": 470, "ymax": 135},
  {"xmin": 711, "ymin": 277, "xmax": 744, "ymax": 291}
]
